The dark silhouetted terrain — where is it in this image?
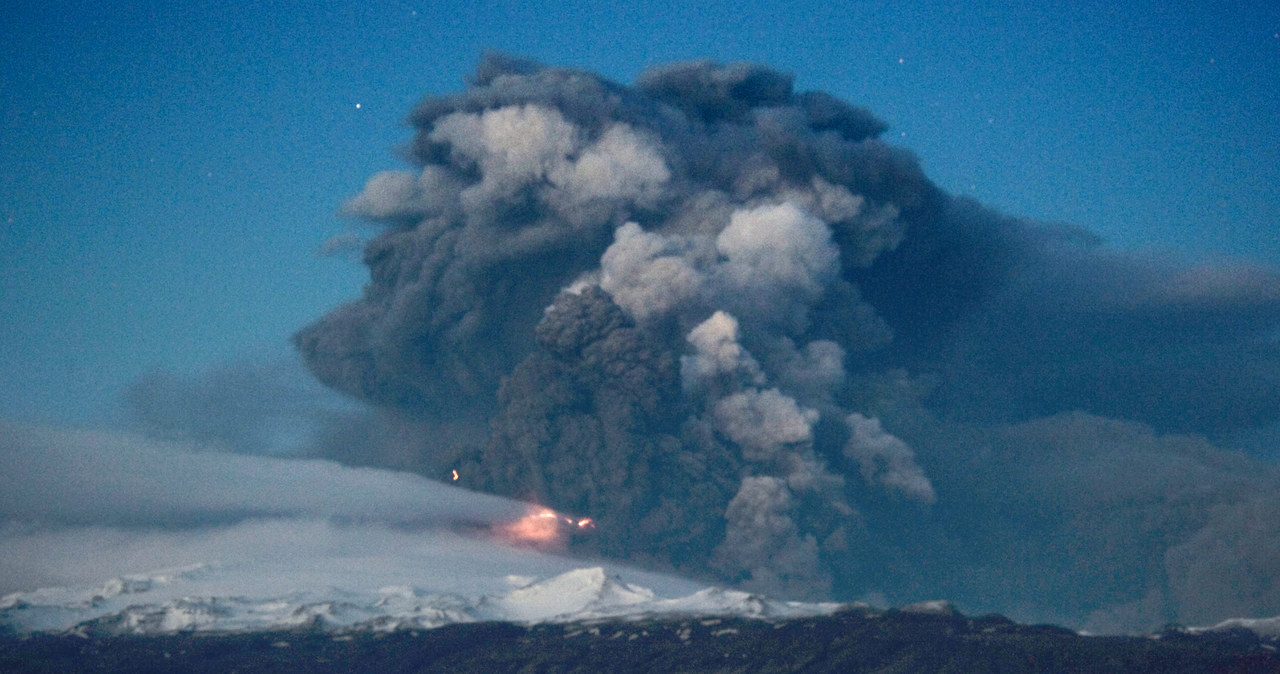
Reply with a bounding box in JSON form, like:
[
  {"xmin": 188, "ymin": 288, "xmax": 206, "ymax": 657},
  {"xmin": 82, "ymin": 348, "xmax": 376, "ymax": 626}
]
[{"xmin": 4, "ymin": 608, "xmax": 1278, "ymax": 673}]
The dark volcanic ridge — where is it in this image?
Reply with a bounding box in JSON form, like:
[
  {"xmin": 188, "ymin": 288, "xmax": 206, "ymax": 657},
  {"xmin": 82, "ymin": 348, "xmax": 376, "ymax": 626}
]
[{"xmin": 4, "ymin": 607, "xmax": 1279, "ymax": 674}]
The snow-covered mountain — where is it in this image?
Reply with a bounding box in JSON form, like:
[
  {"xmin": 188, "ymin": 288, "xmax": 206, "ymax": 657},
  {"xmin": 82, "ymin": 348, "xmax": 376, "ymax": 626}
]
[
  {"xmin": 3, "ymin": 425, "xmax": 1277, "ymax": 644},
  {"xmin": 1, "ymin": 563, "xmax": 843, "ymax": 636},
  {"xmin": 1, "ymin": 425, "xmax": 845, "ymax": 638},
  {"xmin": 8, "ymin": 558, "xmax": 1278, "ymax": 643},
  {"xmin": 1188, "ymin": 615, "xmax": 1280, "ymax": 640}
]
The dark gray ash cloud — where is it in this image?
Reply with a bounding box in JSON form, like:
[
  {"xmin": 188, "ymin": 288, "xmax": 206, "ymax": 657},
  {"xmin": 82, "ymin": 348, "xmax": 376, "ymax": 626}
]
[{"xmin": 292, "ymin": 53, "xmax": 1280, "ymax": 629}]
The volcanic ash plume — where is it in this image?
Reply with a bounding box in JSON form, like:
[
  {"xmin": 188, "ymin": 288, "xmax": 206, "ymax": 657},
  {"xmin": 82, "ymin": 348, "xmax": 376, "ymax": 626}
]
[{"xmin": 296, "ymin": 54, "xmax": 1280, "ymax": 624}]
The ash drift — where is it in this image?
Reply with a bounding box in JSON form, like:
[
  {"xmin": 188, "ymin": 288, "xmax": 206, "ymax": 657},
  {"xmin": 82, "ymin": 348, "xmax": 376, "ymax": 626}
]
[{"xmin": 296, "ymin": 55, "xmax": 1280, "ymax": 631}]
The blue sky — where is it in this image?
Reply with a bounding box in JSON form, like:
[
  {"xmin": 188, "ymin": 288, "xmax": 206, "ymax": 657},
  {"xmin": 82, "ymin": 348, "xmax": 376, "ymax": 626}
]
[{"xmin": 2, "ymin": 0, "xmax": 1278, "ymax": 424}]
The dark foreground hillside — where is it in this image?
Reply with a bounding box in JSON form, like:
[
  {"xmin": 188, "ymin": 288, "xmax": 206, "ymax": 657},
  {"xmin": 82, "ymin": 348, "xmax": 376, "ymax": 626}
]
[{"xmin": 3, "ymin": 608, "xmax": 1278, "ymax": 673}]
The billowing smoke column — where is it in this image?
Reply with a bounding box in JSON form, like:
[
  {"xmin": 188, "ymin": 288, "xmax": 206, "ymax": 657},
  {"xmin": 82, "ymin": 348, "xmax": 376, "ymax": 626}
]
[{"xmin": 296, "ymin": 54, "xmax": 1280, "ymax": 626}]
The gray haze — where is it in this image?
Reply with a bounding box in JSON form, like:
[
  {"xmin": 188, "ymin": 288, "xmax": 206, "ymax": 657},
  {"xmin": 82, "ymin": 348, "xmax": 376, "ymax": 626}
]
[
  {"xmin": 177, "ymin": 55, "xmax": 1279, "ymax": 631},
  {"xmin": 0, "ymin": 423, "xmax": 553, "ymax": 595}
]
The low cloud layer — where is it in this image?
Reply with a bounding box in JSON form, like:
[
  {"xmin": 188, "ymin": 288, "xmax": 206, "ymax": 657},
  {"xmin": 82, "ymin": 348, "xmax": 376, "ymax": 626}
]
[
  {"xmin": 0, "ymin": 423, "xmax": 532, "ymax": 531},
  {"xmin": 0, "ymin": 423, "xmax": 629, "ymax": 597}
]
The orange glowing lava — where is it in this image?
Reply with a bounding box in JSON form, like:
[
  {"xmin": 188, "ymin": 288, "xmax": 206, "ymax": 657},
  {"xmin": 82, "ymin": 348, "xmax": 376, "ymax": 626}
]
[
  {"xmin": 451, "ymin": 469, "xmax": 459, "ymax": 482},
  {"xmin": 496, "ymin": 507, "xmax": 594, "ymax": 548},
  {"xmin": 500, "ymin": 508, "xmax": 563, "ymax": 546}
]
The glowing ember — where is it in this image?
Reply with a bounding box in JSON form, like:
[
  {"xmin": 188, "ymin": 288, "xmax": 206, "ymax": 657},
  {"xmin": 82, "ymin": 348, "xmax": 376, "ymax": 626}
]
[{"xmin": 451, "ymin": 469, "xmax": 459, "ymax": 482}]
